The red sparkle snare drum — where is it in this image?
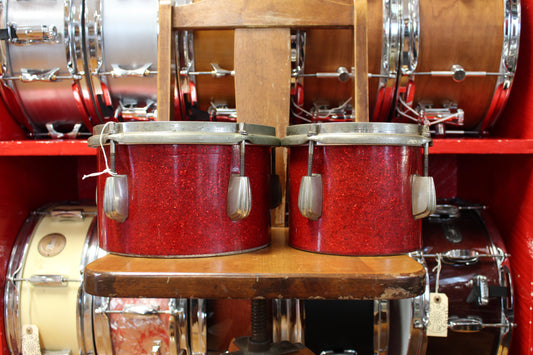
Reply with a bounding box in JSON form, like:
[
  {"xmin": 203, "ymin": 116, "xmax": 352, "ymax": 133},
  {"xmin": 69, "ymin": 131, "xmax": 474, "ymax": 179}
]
[
  {"xmin": 89, "ymin": 121, "xmax": 279, "ymax": 257},
  {"xmin": 282, "ymin": 122, "xmax": 435, "ymax": 256},
  {"xmin": 392, "ymin": 0, "xmax": 520, "ymax": 135},
  {"xmin": 422, "ymin": 203, "xmax": 514, "ymax": 355}
]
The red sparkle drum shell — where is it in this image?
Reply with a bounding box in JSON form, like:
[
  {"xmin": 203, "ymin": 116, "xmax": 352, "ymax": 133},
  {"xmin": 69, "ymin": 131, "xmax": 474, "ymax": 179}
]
[
  {"xmin": 422, "ymin": 204, "xmax": 513, "ymax": 354},
  {"xmin": 284, "ymin": 123, "xmax": 431, "ymax": 256},
  {"xmin": 92, "ymin": 121, "xmax": 278, "ymax": 257}
]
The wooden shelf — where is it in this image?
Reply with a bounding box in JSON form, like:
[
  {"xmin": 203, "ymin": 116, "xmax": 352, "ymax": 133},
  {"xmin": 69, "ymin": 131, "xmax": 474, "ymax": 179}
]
[
  {"xmin": 84, "ymin": 228, "xmax": 426, "ymax": 300},
  {"xmin": 0, "ymin": 140, "xmax": 94, "ymax": 156}
]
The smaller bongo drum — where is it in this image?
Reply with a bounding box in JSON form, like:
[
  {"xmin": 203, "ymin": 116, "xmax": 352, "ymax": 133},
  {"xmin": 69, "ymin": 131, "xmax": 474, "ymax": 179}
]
[
  {"xmin": 4, "ymin": 204, "xmax": 99, "ymax": 354},
  {"xmin": 282, "ymin": 122, "xmax": 435, "ymax": 256},
  {"xmin": 89, "ymin": 121, "xmax": 280, "ymax": 257},
  {"xmin": 421, "ymin": 203, "xmax": 514, "ymax": 355}
]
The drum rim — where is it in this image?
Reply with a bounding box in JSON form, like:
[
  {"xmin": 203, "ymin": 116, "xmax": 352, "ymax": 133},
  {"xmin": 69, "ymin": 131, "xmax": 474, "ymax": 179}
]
[
  {"xmin": 282, "ymin": 122, "xmax": 431, "ymax": 147},
  {"xmin": 88, "ymin": 121, "xmax": 280, "ymax": 147}
]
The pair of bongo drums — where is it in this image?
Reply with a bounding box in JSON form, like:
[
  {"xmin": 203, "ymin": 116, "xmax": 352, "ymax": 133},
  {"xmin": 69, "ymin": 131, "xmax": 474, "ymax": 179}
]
[{"xmin": 88, "ymin": 120, "xmax": 434, "ymax": 258}]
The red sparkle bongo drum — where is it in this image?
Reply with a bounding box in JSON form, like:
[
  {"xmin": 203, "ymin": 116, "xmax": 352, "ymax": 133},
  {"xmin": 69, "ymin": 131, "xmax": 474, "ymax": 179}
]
[
  {"xmin": 4, "ymin": 204, "xmax": 99, "ymax": 354},
  {"xmin": 282, "ymin": 122, "xmax": 436, "ymax": 256},
  {"xmin": 89, "ymin": 121, "xmax": 279, "ymax": 257},
  {"xmin": 422, "ymin": 203, "xmax": 514, "ymax": 355},
  {"xmin": 392, "ymin": 0, "xmax": 520, "ymax": 134}
]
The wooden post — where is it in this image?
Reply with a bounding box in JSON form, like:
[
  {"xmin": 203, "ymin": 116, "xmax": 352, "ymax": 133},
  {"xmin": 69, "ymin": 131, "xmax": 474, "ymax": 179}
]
[
  {"xmin": 234, "ymin": 28, "xmax": 291, "ymax": 226},
  {"xmin": 157, "ymin": 0, "xmax": 173, "ymax": 121},
  {"xmin": 354, "ymin": 0, "xmax": 369, "ymax": 122}
]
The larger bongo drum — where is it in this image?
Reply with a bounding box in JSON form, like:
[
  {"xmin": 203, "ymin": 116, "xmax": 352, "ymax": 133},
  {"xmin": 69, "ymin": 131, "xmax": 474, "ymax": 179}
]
[
  {"xmin": 0, "ymin": 0, "xmax": 96, "ymax": 137},
  {"xmin": 4, "ymin": 204, "xmax": 99, "ymax": 354},
  {"xmin": 422, "ymin": 203, "xmax": 514, "ymax": 354},
  {"xmin": 393, "ymin": 0, "xmax": 520, "ymax": 134},
  {"xmin": 282, "ymin": 122, "xmax": 435, "ymax": 256},
  {"xmin": 89, "ymin": 121, "xmax": 279, "ymax": 257}
]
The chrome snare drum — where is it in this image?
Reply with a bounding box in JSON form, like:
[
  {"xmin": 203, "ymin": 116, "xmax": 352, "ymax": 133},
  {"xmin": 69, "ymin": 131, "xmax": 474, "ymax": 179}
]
[
  {"xmin": 0, "ymin": 0, "xmax": 96, "ymax": 137},
  {"xmin": 83, "ymin": 0, "xmax": 165, "ymax": 122},
  {"xmin": 4, "ymin": 204, "xmax": 99, "ymax": 354}
]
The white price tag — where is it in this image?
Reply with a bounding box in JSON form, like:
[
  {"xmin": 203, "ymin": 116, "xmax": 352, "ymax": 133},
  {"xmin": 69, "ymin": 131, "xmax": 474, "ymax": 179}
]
[
  {"xmin": 427, "ymin": 292, "xmax": 448, "ymax": 337},
  {"xmin": 21, "ymin": 324, "xmax": 42, "ymax": 355}
]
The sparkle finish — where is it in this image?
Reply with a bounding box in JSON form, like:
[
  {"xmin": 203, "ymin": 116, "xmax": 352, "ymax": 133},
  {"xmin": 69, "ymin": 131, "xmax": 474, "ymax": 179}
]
[
  {"xmin": 97, "ymin": 144, "xmax": 272, "ymax": 257},
  {"xmin": 287, "ymin": 144, "xmax": 423, "ymax": 255},
  {"xmin": 106, "ymin": 298, "xmax": 174, "ymax": 355}
]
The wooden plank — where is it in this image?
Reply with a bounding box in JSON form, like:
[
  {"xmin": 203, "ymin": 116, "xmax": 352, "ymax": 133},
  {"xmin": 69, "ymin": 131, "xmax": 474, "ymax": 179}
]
[
  {"xmin": 234, "ymin": 28, "xmax": 290, "ymax": 225},
  {"xmin": 172, "ymin": 0, "xmax": 353, "ymax": 29},
  {"xmin": 354, "ymin": 0, "xmax": 369, "ymax": 122},
  {"xmin": 157, "ymin": 0, "xmax": 173, "ymax": 121},
  {"xmin": 84, "ymin": 228, "xmax": 426, "ymax": 300}
]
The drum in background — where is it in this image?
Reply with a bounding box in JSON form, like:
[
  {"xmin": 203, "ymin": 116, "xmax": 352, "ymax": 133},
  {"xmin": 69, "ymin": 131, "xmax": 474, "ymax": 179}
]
[
  {"xmin": 83, "ymin": 0, "xmax": 172, "ymax": 123},
  {"xmin": 4, "ymin": 204, "xmax": 99, "ymax": 354},
  {"xmin": 290, "ymin": 0, "xmax": 398, "ymax": 124},
  {"xmin": 89, "ymin": 121, "xmax": 280, "ymax": 257},
  {"xmin": 393, "ymin": 0, "xmax": 520, "ymax": 135},
  {"xmin": 93, "ymin": 298, "xmax": 205, "ymax": 355},
  {"xmin": 178, "ymin": 30, "xmax": 237, "ymax": 121},
  {"xmin": 422, "ymin": 203, "xmax": 514, "ymax": 354},
  {"xmin": 282, "ymin": 122, "xmax": 435, "ymax": 255},
  {"xmin": 0, "ymin": 0, "xmax": 96, "ymax": 138}
]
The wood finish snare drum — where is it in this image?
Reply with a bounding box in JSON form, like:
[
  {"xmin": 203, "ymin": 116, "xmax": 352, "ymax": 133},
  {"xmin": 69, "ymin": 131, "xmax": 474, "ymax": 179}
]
[
  {"xmin": 89, "ymin": 121, "xmax": 280, "ymax": 257},
  {"xmin": 393, "ymin": 0, "xmax": 520, "ymax": 134},
  {"xmin": 289, "ymin": 0, "xmax": 412, "ymax": 123},
  {"xmin": 4, "ymin": 204, "xmax": 99, "ymax": 354},
  {"xmin": 421, "ymin": 203, "xmax": 514, "ymax": 354},
  {"xmin": 282, "ymin": 122, "xmax": 435, "ymax": 256}
]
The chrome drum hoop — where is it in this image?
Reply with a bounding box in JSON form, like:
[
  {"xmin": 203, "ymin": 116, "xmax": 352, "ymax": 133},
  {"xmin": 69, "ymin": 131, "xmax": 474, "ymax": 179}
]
[
  {"xmin": 399, "ymin": 0, "xmax": 419, "ymax": 75},
  {"xmin": 481, "ymin": 0, "xmax": 521, "ymax": 131},
  {"xmin": 382, "ymin": 0, "xmax": 402, "ymax": 80},
  {"xmin": 501, "ymin": 0, "xmax": 520, "ymax": 87}
]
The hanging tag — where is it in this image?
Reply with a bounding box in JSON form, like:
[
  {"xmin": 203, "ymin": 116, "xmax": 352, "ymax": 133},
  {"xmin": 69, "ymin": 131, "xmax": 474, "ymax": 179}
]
[
  {"xmin": 427, "ymin": 292, "xmax": 448, "ymax": 337},
  {"xmin": 21, "ymin": 324, "xmax": 42, "ymax": 355}
]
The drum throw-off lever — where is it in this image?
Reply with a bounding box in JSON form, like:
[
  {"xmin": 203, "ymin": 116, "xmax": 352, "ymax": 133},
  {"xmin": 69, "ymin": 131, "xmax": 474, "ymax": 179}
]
[
  {"xmin": 227, "ymin": 123, "xmax": 252, "ymax": 221},
  {"xmin": 411, "ymin": 143, "xmax": 436, "ymax": 219},
  {"xmin": 103, "ymin": 139, "xmax": 129, "ymax": 223},
  {"xmin": 298, "ymin": 124, "xmax": 322, "ymax": 220}
]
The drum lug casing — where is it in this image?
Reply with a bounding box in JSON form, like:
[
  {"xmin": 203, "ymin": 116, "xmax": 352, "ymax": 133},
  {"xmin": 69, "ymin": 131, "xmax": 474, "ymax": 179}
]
[{"xmin": 103, "ymin": 174, "xmax": 129, "ymax": 223}]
